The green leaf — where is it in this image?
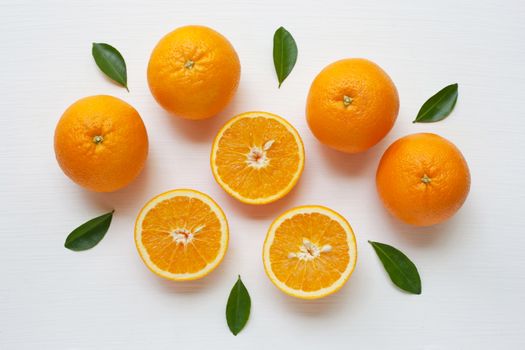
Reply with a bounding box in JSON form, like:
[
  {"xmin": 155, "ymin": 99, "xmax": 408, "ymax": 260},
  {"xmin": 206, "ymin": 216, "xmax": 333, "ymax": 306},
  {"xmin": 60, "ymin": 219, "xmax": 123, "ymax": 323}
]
[
  {"xmin": 273, "ymin": 26, "xmax": 298, "ymax": 88},
  {"xmin": 368, "ymin": 241, "xmax": 422, "ymax": 294},
  {"xmin": 226, "ymin": 275, "xmax": 251, "ymax": 336},
  {"xmin": 413, "ymin": 83, "xmax": 458, "ymax": 123},
  {"xmin": 65, "ymin": 211, "xmax": 114, "ymax": 251},
  {"xmin": 92, "ymin": 43, "xmax": 129, "ymax": 91}
]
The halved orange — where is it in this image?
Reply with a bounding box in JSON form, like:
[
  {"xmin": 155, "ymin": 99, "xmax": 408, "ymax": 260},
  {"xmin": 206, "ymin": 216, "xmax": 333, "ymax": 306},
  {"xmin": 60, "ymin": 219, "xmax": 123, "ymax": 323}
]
[
  {"xmin": 263, "ymin": 206, "xmax": 357, "ymax": 299},
  {"xmin": 210, "ymin": 111, "xmax": 305, "ymax": 205},
  {"xmin": 135, "ymin": 189, "xmax": 228, "ymax": 281}
]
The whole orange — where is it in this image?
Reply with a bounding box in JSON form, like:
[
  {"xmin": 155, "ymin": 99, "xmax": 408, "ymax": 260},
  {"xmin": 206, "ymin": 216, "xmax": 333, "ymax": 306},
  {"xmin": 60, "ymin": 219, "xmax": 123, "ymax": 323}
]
[
  {"xmin": 306, "ymin": 58, "xmax": 399, "ymax": 153},
  {"xmin": 376, "ymin": 133, "xmax": 470, "ymax": 227},
  {"xmin": 147, "ymin": 25, "xmax": 240, "ymax": 120},
  {"xmin": 54, "ymin": 95, "xmax": 148, "ymax": 192}
]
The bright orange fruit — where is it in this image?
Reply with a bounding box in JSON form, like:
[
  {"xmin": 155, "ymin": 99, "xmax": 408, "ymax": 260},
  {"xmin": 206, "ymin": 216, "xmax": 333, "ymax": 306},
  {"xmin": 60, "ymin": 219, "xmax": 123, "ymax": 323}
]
[
  {"xmin": 147, "ymin": 25, "xmax": 240, "ymax": 120},
  {"xmin": 54, "ymin": 95, "xmax": 148, "ymax": 192},
  {"xmin": 263, "ymin": 206, "xmax": 357, "ymax": 299},
  {"xmin": 135, "ymin": 189, "xmax": 228, "ymax": 281},
  {"xmin": 376, "ymin": 133, "xmax": 471, "ymax": 226},
  {"xmin": 306, "ymin": 58, "xmax": 399, "ymax": 153},
  {"xmin": 210, "ymin": 111, "xmax": 305, "ymax": 205}
]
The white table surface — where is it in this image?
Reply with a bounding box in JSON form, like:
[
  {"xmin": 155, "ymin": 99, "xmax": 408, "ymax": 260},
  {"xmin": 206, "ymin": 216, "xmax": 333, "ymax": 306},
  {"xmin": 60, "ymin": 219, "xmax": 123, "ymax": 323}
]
[{"xmin": 1, "ymin": 0, "xmax": 524, "ymax": 349}]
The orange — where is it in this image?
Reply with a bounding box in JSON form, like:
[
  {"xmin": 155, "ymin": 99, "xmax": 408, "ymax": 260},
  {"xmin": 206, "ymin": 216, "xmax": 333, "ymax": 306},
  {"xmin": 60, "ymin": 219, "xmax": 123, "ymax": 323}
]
[
  {"xmin": 210, "ymin": 111, "xmax": 305, "ymax": 205},
  {"xmin": 263, "ymin": 206, "xmax": 357, "ymax": 299},
  {"xmin": 147, "ymin": 25, "xmax": 240, "ymax": 120},
  {"xmin": 306, "ymin": 58, "xmax": 399, "ymax": 153},
  {"xmin": 54, "ymin": 95, "xmax": 148, "ymax": 192},
  {"xmin": 376, "ymin": 133, "xmax": 471, "ymax": 227},
  {"xmin": 135, "ymin": 189, "xmax": 229, "ymax": 281}
]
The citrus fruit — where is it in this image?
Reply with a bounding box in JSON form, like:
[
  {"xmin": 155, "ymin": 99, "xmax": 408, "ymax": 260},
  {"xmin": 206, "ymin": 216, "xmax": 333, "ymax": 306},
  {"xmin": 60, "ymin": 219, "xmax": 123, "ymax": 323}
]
[
  {"xmin": 135, "ymin": 189, "xmax": 228, "ymax": 281},
  {"xmin": 147, "ymin": 25, "xmax": 240, "ymax": 120},
  {"xmin": 376, "ymin": 133, "xmax": 471, "ymax": 227},
  {"xmin": 306, "ymin": 58, "xmax": 399, "ymax": 153},
  {"xmin": 210, "ymin": 111, "xmax": 305, "ymax": 205},
  {"xmin": 54, "ymin": 95, "xmax": 148, "ymax": 192},
  {"xmin": 263, "ymin": 205, "xmax": 357, "ymax": 299}
]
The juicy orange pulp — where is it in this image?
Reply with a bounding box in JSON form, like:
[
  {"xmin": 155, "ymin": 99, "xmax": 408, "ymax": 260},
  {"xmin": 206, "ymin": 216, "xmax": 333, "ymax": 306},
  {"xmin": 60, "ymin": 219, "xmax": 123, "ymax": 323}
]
[
  {"xmin": 135, "ymin": 189, "xmax": 228, "ymax": 281},
  {"xmin": 211, "ymin": 112, "xmax": 305, "ymax": 205},
  {"xmin": 263, "ymin": 206, "xmax": 357, "ymax": 299}
]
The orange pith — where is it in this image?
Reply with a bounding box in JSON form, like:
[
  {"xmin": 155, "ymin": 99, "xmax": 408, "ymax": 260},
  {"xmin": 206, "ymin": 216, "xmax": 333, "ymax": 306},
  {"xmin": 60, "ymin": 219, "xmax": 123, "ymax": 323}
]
[
  {"xmin": 376, "ymin": 133, "xmax": 471, "ymax": 227},
  {"xmin": 211, "ymin": 111, "xmax": 305, "ymax": 205},
  {"xmin": 147, "ymin": 25, "xmax": 240, "ymax": 120},
  {"xmin": 263, "ymin": 206, "xmax": 357, "ymax": 299},
  {"xmin": 135, "ymin": 189, "xmax": 228, "ymax": 281}
]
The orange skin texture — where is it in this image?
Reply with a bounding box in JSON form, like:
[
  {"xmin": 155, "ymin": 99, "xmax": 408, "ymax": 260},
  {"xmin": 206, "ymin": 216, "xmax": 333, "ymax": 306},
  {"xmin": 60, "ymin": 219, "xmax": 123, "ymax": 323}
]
[
  {"xmin": 54, "ymin": 95, "xmax": 149, "ymax": 192},
  {"xmin": 147, "ymin": 25, "xmax": 241, "ymax": 120},
  {"xmin": 376, "ymin": 133, "xmax": 470, "ymax": 227},
  {"xmin": 306, "ymin": 58, "xmax": 399, "ymax": 153}
]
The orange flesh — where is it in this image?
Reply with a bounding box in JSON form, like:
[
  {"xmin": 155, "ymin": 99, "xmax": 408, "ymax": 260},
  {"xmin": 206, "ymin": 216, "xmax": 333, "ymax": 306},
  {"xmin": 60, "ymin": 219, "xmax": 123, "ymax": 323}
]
[
  {"xmin": 215, "ymin": 116, "xmax": 301, "ymax": 200},
  {"xmin": 269, "ymin": 213, "xmax": 350, "ymax": 292},
  {"xmin": 140, "ymin": 196, "xmax": 222, "ymax": 274}
]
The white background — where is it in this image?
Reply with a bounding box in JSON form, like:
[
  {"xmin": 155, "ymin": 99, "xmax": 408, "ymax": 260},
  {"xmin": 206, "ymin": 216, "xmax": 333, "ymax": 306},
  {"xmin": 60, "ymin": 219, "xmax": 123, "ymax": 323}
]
[{"xmin": 1, "ymin": 0, "xmax": 524, "ymax": 349}]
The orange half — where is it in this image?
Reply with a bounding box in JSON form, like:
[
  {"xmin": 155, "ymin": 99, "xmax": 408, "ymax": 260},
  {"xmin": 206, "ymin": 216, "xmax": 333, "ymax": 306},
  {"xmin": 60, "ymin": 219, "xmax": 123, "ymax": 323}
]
[
  {"xmin": 211, "ymin": 111, "xmax": 305, "ymax": 205},
  {"xmin": 134, "ymin": 189, "xmax": 228, "ymax": 281},
  {"xmin": 263, "ymin": 206, "xmax": 357, "ymax": 299}
]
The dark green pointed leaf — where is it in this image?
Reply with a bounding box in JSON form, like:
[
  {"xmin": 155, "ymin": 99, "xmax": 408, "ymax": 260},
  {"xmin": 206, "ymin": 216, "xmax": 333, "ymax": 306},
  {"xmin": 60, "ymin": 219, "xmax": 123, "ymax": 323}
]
[
  {"xmin": 369, "ymin": 241, "xmax": 422, "ymax": 294},
  {"xmin": 226, "ymin": 275, "xmax": 251, "ymax": 335},
  {"xmin": 413, "ymin": 83, "xmax": 458, "ymax": 123},
  {"xmin": 273, "ymin": 26, "xmax": 298, "ymax": 88},
  {"xmin": 92, "ymin": 43, "xmax": 129, "ymax": 91},
  {"xmin": 65, "ymin": 211, "xmax": 114, "ymax": 251}
]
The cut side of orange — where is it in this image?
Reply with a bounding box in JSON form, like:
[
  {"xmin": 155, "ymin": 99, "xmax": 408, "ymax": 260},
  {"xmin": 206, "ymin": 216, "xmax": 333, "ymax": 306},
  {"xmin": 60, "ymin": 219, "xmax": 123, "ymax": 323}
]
[
  {"xmin": 263, "ymin": 206, "xmax": 357, "ymax": 299},
  {"xmin": 210, "ymin": 111, "xmax": 305, "ymax": 205},
  {"xmin": 135, "ymin": 189, "xmax": 228, "ymax": 281}
]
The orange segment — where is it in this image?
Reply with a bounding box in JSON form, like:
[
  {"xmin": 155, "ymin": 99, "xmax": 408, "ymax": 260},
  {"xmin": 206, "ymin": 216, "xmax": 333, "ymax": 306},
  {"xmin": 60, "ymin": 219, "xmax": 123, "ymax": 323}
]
[
  {"xmin": 134, "ymin": 189, "xmax": 228, "ymax": 281},
  {"xmin": 211, "ymin": 111, "xmax": 305, "ymax": 205},
  {"xmin": 263, "ymin": 206, "xmax": 357, "ymax": 299}
]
